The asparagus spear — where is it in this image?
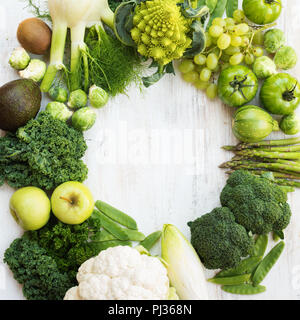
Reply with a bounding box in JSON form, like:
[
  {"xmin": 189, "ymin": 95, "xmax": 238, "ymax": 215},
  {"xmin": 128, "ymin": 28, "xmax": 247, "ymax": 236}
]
[{"xmin": 235, "ymin": 149, "xmax": 300, "ymax": 160}]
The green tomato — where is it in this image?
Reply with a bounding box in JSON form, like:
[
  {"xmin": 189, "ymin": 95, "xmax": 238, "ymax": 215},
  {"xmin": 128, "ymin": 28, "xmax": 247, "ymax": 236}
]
[
  {"xmin": 279, "ymin": 113, "xmax": 300, "ymax": 135},
  {"xmin": 72, "ymin": 107, "xmax": 96, "ymax": 131},
  {"xmin": 217, "ymin": 65, "xmax": 258, "ymax": 107},
  {"xmin": 242, "ymin": 0, "xmax": 282, "ymax": 25},
  {"xmin": 274, "ymin": 46, "xmax": 297, "ymax": 70},
  {"xmin": 260, "ymin": 73, "xmax": 300, "ymax": 115},
  {"xmin": 232, "ymin": 105, "xmax": 279, "ymax": 143}
]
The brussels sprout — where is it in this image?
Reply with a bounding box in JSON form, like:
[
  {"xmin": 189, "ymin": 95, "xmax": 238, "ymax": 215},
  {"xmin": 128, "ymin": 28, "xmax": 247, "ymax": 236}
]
[
  {"xmin": 89, "ymin": 85, "xmax": 109, "ymax": 109},
  {"xmin": 274, "ymin": 46, "xmax": 297, "ymax": 70},
  {"xmin": 45, "ymin": 102, "xmax": 73, "ymax": 122},
  {"xmin": 19, "ymin": 59, "xmax": 46, "ymax": 82},
  {"xmin": 264, "ymin": 29, "xmax": 286, "ymax": 54},
  {"xmin": 9, "ymin": 47, "xmax": 30, "ymax": 70},
  {"xmin": 49, "ymin": 86, "xmax": 68, "ymax": 103},
  {"xmin": 253, "ymin": 56, "xmax": 276, "ymax": 79},
  {"xmin": 67, "ymin": 89, "xmax": 88, "ymax": 109},
  {"xmin": 72, "ymin": 107, "xmax": 96, "ymax": 131},
  {"xmin": 279, "ymin": 113, "xmax": 300, "ymax": 135}
]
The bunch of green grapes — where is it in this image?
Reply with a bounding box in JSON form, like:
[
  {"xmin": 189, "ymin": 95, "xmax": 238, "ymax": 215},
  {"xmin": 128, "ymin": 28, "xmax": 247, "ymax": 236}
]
[{"xmin": 179, "ymin": 9, "xmax": 265, "ymax": 99}]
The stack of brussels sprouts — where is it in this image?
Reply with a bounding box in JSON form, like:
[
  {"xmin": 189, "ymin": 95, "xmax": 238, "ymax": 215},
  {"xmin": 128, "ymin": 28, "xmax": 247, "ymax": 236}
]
[{"xmin": 179, "ymin": 1, "xmax": 300, "ymax": 143}]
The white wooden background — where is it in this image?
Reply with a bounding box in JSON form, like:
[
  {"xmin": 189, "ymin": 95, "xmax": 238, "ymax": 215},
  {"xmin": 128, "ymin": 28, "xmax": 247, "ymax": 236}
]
[{"xmin": 0, "ymin": 0, "xmax": 300, "ymax": 300}]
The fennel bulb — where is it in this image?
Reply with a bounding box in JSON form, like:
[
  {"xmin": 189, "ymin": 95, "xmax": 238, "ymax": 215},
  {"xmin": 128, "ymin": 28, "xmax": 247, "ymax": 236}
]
[
  {"xmin": 40, "ymin": 0, "xmax": 114, "ymax": 93},
  {"xmin": 161, "ymin": 224, "xmax": 209, "ymax": 300}
]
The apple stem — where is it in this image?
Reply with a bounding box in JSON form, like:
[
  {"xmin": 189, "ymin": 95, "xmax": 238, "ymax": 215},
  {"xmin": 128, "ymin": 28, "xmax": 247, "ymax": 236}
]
[{"xmin": 60, "ymin": 196, "xmax": 73, "ymax": 204}]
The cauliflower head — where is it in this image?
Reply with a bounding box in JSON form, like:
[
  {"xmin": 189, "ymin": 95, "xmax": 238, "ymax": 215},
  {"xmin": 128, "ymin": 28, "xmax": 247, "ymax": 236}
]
[
  {"xmin": 64, "ymin": 246, "xmax": 170, "ymax": 300},
  {"xmin": 131, "ymin": 0, "xmax": 192, "ymax": 66}
]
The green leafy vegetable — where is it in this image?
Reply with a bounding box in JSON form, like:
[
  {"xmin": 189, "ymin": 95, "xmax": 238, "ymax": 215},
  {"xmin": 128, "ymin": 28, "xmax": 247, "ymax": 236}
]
[
  {"xmin": 0, "ymin": 112, "xmax": 88, "ymax": 190},
  {"xmin": 226, "ymin": 0, "xmax": 238, "ymax": 18},
  {"xmin": 208, "ymin": 0, "xmax": 227, "ymax": 26}
]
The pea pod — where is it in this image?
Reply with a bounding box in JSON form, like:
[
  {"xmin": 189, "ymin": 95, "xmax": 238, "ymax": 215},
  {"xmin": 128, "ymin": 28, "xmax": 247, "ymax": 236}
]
[
  {"xmin": 123, "ymin": 229, "xmax": 146, "ymax": 241},
  {"xmin": 208, "ymin": 273, "xmax": 251, "ymax": 285},
  {"xmin": 95, "ymin": 229, "xmax": 117, "ymax": 241},
  {"xmin": 140, "ymin": 230, "xmax": 162, "ymax": 251},
  {"xmin": 222, "ymin": 284, "xmax": 266, "ymax": 295},
  {"xmin": 208, "ymin": 0, "xmax": 227, "ymax": 26},
  {"xmin": 216, "ymin": 256, "xmax": 263, "ymax": 278},
  {"xmin": 95, "ymin": 200, "xmax": 137, "ymax": 230},
  {"xmin": 226, "ymin": 0, "xmax": 238, "ymax": 17},
  {"xmin": 251, "ymin": 234, "xmax": 269, "ymax": 257},
  {"xmin": 94, "ymin": 210, "xmax": 129, "ymax": 241},
  {"xmin": 252, "ymin": 241, "xmax": 285, "ymax": 286}
]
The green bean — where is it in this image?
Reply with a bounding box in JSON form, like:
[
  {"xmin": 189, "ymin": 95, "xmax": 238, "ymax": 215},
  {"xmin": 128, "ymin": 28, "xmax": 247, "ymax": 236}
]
[
  {"xmin": 226, "ymin": 0, "xmax": 238, "ymax": 17},
  {"xmin": 94, "ymin": 210, "xmax": 130, "ymax": 241},
  {"xmin": 252, "ymin": 241, "xmax": 285, "ymax": 286},
  {"xmin": 139, "ymin": 230, "xmax": 162, "ymax": 251},
  {"xmin": 95, "ymin": 200, "xmax": 138, "ymax": 230},
  {"xmin": 216, "ymin": 256, "xmax": 263, "ymax": 278},
  {"xmin": 123, "ymin": 229, "xmax": 146, "ymax": 241},
  {"xmin": 251, "ymin": 234, "xmax": 268, "ymax": 257},
  {"xmin": 208, "ymin": 273, "xmax": 251, "ymax": 285},
  {"xmin": 222, "ymin": 284, "xmax": 266, "ymax": 295},
  {"xmin": 208, "ymin": 0, "xmax": 227, "ymax": 26}
]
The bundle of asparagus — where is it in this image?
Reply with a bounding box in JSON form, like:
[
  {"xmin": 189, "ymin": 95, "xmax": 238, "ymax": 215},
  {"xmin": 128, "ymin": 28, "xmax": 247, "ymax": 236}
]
[{"xmin": 221, "ymin": 137, "xmax": 300, "ymax": 189}]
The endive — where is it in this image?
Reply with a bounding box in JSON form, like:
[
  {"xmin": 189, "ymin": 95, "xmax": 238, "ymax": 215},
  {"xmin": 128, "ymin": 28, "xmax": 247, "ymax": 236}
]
[
  {"xmin": 40, "ymin": 0, "xmax": 114, "ymax": 92},
  {"xmin": 161, "ymin": 224, "xmax": 209, "ymax": 300}
]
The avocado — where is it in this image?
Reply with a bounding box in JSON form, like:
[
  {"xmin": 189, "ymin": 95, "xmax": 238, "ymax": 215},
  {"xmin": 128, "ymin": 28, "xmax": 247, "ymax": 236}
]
[{"xmin": 0, "ymin": 79, "xmax": 41, "ymax": 132}]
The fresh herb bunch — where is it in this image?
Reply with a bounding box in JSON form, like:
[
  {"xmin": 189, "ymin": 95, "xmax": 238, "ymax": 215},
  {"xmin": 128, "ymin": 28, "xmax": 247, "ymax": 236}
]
[{"xmin": 0, "ymin": 112, "xmax": 88, "ymax": 190}]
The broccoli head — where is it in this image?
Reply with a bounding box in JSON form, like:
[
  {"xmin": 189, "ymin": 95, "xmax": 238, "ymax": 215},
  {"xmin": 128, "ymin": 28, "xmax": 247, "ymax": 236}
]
[
  {"xmin": 188, "ymin": 207, "xmax": 254, "ymax": 270},
  {"xmin": 220, "ymin": 170, "xmax": 292, "ymax": 235}
]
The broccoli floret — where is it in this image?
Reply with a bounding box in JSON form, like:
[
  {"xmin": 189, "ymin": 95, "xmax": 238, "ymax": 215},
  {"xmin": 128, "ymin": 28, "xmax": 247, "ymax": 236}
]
[
  {"xmin": 220, "ymin": 170, "xmax": 292, "ymax": 235},
  {"xmin": 188, "ymin": 207, "xmax": 254, "ymax": 270}
]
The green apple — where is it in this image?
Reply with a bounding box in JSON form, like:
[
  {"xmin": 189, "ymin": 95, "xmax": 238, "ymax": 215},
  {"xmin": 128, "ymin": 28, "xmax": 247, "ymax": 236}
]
[
  {"xmin": 51, "ymin": 181, "xmax": 94, "ymax": 224},
  {"xmin": 9, "ymin": 187, "xmax": 51, "ymax": 230}
]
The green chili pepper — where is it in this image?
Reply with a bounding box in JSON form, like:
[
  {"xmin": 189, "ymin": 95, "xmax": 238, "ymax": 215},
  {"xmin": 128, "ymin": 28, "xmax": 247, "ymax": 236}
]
[{"xmin": 252, "ymin": 241, "xmax": 285, "ymax": 286}]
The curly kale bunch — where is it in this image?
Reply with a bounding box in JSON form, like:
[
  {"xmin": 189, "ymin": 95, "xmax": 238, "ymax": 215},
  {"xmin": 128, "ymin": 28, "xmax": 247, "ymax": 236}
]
[
  {"xmin": 188, "ymin": 207, "xmax": 254, "ymax": 270},
  {"xmin": 3, "ymin": 238, "xmax": 73, "ymax": 300},
  {"xmin": 220, "ymin": 170, "xmax": 292, "ymax": 235},
  {"xmin": 4, "ymin": 213, "xmax": 103, "ymax": 300},
  {"xmin": 0, "ymin": 112, "xmax": 88, "ymax": 190}
]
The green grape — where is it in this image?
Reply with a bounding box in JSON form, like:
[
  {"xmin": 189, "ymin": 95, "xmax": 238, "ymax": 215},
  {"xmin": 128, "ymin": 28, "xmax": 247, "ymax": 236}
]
[
  {"xmin": 206, "ymin": 83, "xmax": 218, "ymax": 99},
  {"xmin": 211, "ymin": 47, "xmax": 221, "ymax": 57},
  {"xmin": 220, "ymin": 53, "xmax": 230, "ymax": 62},
  {"xmin": 200, "ymin": 68, "xmax": 212, "ymax": 82},
  {"xmin": 205, "ymin": 32, "xmax": 212, "ymax": 47},
  {"xmin": 252, "ymin": 30, "xmax": 264, "ymax": 46},
  {"xmin": 194, "ymin": 80, "xmax": 209, "ymax": 90},
  {"xmin": 178, "ymin": 59, "xmax": 195, "ymax": 73},
  {"xmin": 224, "ymin": 45, "xmax": 240, "ymax": 56},
  {"xmin": 240, "ymin": 36, "xmax": 250, "ymax": 47},
  {"xmin": 233, "ymin": 23, "xmax": 249, "ymax": 36},
  {"xmin": 225, "ymin": 17, "xmax": 235, "ymax": 27},
  {"xmin": 212, "ymin": 17, "xmax": 226, "ymax": 28},
  {"xmin": 194, "ymin": 53, "xmax": 207, "ymax": 65},
  {"xmin": 217, "ymin": 33, "xmax": 231, "ymax": 50},
  {"xmin": 182, "ymin": 71, "xmax": 198, "ymax": 83},
  {"xmin": 229, "ymin": 52, "xmax": 244, "ymax": 65},
  {"xmin": 233, "ymin": 9, "xmax": 245, "ymax": 23},
  {"xmin": 244, "ymin": 53, "xmax": 255, "ymax": 65},
  {"xmin": 221, "ymin": 62, "xmax": 230, "ymax": 71},
  {"xmin": 195, "ymin": 65, "xmax": 203, "ymax": 72},
  {"xmin": 209, "ymin": 25, "xmax": 224, "ymax": 38},
  {"xmin": 230, "ymin": 35, "xmax": 242, "ymax": 47},
  {"xmin": 252, "ymin": 47, "xmax": 264, "ymax": 57},
  {"xmin": 206, "ymin": 53, "xmax": 219, "ymax": 70}
]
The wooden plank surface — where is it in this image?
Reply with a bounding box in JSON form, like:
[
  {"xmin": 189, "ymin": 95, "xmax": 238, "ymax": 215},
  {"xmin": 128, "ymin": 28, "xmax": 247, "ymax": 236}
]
[{"xmin": 0, "ymin": 0, "xmax": 299, "ymax": 300}]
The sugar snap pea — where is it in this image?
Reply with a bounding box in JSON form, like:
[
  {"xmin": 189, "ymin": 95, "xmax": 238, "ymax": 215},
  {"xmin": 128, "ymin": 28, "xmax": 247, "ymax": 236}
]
[
  {"xmin": 216, "ymin": 256, "xmax": 263, "ymax": 278},
  {"xmin": 251, "ymin": 234, "xmax": 268, "ymax": 257},
  {"xmin": 123, "ymin": 229, "xmax": 146, "ymax": 241},
  {"xmin": 208, "ymin": 273, "xmax": 251, "ymax": 285},
  {"xmin": 140, "ymin": 230, "xmax": 162, "ymax": 251},
  {"xmin": 94, "ymin": 209, "xmax": 130, "ymax": 241},
  {"xmin": 96, "ymin": 229, "xmax": 117, "ymax": 241},
  {"xmin": 252, "ymin": 241, "xmax": 285, "ymax": 286},
  {"xmin": 95, "ymin": 200, "xmax": 138, "ymax": 230},
  {"xmin": 226, "ymin": 0, "xmax": 238, "ymax": 18},
  {"xmin": 222, "ymin": 284, "xmax": 266, "ymax": 295},
  {"xmin": 208, "ymin": 0, "xmax": 227, "ymax": 26}
]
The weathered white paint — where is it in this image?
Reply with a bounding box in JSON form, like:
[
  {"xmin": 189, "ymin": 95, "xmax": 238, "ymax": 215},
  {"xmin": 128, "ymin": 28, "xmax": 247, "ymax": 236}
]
[{"xmin": 0, "ymin": 0, "xmax": 299, "ymax": 300}]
